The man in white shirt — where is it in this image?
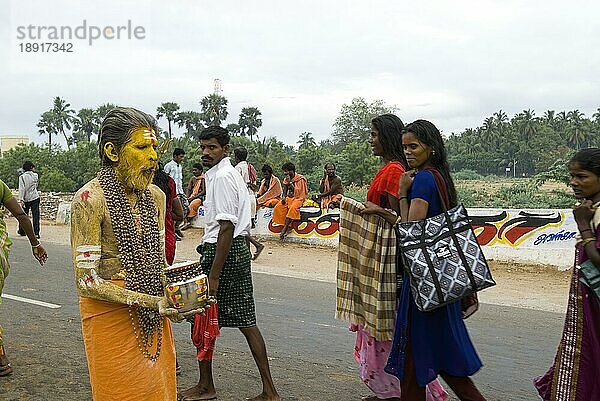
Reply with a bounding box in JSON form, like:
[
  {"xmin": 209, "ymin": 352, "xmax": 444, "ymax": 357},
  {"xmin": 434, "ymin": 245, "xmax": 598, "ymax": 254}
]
[
  {"xmin": 164, "ymin": 148, "xmax": 187, "ymax": 238},
  {"xmin": 233, "ymin": 146, "xmax": 264, "ymax": 260},
  {"xmin": 179, "ymin": 126, "xmax": 279, "ymax": 401},
  {"xmin": 18, "ymin": 161, "xmax": 40, "ymax": 238}
]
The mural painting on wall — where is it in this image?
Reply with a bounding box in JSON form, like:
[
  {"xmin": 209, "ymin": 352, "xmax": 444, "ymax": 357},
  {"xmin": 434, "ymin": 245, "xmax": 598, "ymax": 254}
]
[
  {"xmin": 262, "ymin": 207, "xmax": 577, "ymax": 247},
  {"xmin": 470, "ymin": 210, "xmax": 576, "ymax": 247},
  {"xmin": 265, "ymin": 207, "xmax": 340, "ymax": 238}
]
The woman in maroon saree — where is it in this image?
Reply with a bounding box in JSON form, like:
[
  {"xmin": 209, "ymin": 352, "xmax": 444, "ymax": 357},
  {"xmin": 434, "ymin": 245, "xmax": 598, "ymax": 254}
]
[{"xmin": 534, "ymin": 148, "xmax": 600, "ymax": 400}]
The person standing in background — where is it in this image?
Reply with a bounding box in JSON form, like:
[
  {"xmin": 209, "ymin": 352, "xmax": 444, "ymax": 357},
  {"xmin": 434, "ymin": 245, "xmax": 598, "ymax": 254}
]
[
  {"xmin": 233, "ymin": 147, "xmax": 264, "ymax": 260},
  {"xmin": 153, "ymin": 163, "xmax": 184, "ymax": 265},
  {"xmin": 164, "ymin": 148, "xmax": 187, "ymax": 239},
  {"xmin": 18, "ymin": 161, "xmax": 40, "ymax": 239}
]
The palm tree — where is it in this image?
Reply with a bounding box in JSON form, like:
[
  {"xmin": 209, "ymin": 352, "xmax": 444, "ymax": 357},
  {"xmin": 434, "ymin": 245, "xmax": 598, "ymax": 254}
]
[
  {"xmin": 297, "ymin": 132, "xmax": 316, "ymax": 149},
  {"xmin": 156, "ymin": 102, "xmax": 180, "ymax": 139},
  {"xmin": 37, "ymin": 111, "xmax": 57, "ymax": 147},
  {"xmin": 95, "ymin": 103, "xmax": 118, "ymax": 126},
  {"xmin": 50, "ymin": 97, "xmax": 76, "ymax": 149},
  {"xmin": 520, "ymin": 109, "xmax": 537, "ymax": 142},
  {"xmin": 592, "ymin": 108, "xmax": 600, "ymax": 128},
  {"xmin": 200, "ymin": 94, "xmax": 228, "ymax": 126},
  {"xmin": 238, "ymin": 107, "xmax": 262, "ymax": 141},
  {"xmin": 480, "ymin": 117, "xmax": 497, "ymax": 150},
  {"xmin": 225, "ymin": 123, "xmax": 241, "ymax": 136},
  {"xmin": 256, "ymin": 137, "xmax": 273, "ymax": 160},
  {"xmin": 493, "ymin": 110, "xmax": 509, "ymax": 126},
  {"xmin": 567, "ymin": 110, "xmax": 586, "ymax": 150},
  {"xmin": 175, "ymin": 111, "xmax": 204, "ymax": 140},
  {"xmin": 73, "ymin": 108, "xmax": 98, "ymax": 143}
]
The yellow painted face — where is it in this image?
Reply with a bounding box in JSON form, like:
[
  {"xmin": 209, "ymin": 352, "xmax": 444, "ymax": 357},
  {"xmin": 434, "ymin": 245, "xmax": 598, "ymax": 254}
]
[{"xmin": 113, "ymin": 127, "xmax": 159, "ymax": 190}]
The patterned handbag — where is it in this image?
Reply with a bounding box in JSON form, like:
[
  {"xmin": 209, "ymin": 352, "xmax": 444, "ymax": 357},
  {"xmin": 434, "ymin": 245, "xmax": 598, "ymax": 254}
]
[{"xmin": 396, "ymin": 202, "xmax": 496, "ymax": 313}]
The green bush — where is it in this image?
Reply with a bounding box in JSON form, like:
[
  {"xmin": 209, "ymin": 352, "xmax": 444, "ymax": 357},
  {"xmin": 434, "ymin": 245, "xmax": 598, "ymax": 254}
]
[
  {"xmin": 453, "ymin": 169, "xmax": 484, "ymax": 180},
  {"xmin": 39, "ymin": 167, "xmax": 77, "ymax": 192},
  {"xmin": 344, "ymin": 184, "xmax": 368, "ymax": 202}
]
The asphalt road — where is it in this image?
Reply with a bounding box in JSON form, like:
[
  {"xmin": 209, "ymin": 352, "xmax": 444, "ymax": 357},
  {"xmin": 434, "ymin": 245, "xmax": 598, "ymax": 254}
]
[{"xmin": 0, "ymin": 238, "xmax": 563, "ymax": 401}]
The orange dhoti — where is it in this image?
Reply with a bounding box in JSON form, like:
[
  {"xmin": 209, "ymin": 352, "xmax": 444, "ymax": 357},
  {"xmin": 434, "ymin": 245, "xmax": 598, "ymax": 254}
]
[
  {"xmin": 272, "ymin": 197, "xmax": 304, "ymax": 224},
  {"xmin": 79, "ymin": 285, "xmax": 176, "ymax": 401},
  {"xmin": 188, "ymin": 199, "xmax": 203, "ymax": 218},
  {"xmin": 262, "ymin": 199, "xmax": 280, "ymax": 208},
  {"xmin": 321, "ymin": 194, "xmax": 343, "ymax": 209}
]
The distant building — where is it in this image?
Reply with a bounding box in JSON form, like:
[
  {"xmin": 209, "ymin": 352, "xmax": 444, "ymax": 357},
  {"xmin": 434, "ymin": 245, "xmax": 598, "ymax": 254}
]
[{"xmin": 0, "ymin": 135, "xmax": 29, "ymax": 157}]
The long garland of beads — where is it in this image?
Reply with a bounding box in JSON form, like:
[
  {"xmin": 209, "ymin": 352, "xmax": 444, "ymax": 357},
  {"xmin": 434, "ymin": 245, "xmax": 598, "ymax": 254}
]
[{"xmin": 97, "ymin": 166, "xmax": 165, "ymax": 361}]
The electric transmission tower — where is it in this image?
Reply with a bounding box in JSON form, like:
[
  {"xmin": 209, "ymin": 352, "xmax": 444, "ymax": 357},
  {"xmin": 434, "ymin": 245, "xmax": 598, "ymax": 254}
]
[{"xmin": 214, "ymin": 79, "xmax": 222, "ymax": 95}]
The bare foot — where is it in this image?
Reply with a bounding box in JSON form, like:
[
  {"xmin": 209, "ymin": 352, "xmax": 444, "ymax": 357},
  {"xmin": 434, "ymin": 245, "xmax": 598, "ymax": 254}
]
[
  {"xmin": 178, "ymin": 384, "xmax": 217, "ymax": 400},
  {"xmin": 0, "ymin": 353, "xmax": 12, "ymax": 377},
  {"xmin": 245, "ymin": 392, "xmax": 280, "ymax": 401},
  {"xmin": 252, "ymin": 244, "xmax": 265, "ymax": 260},
  {"xmin": 279, "ymin": 228, "xmax": 291, "ymax": 240}
]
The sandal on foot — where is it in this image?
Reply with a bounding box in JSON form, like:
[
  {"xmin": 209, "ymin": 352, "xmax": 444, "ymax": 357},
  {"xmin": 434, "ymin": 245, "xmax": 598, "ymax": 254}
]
[{"xmin": 0, "ymin": 363, "xmax": 13, "ymax": 377}]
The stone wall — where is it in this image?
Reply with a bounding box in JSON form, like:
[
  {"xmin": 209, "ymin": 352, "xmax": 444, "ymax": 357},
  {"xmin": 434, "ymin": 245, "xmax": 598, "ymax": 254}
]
[{"xmin": 9, "ymin": 190, "xmax": 74, "ymax": 221}]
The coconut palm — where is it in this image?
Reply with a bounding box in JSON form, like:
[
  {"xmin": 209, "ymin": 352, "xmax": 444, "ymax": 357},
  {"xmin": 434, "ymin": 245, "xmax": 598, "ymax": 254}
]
[
  {"xmin": 156, "ymin": 102, "xmax": 180, "ymax": 139},
  {"xmin": 73, "ymin": 108, "xmax": 98, "ymax": 143},
  {"xmin": 50, "ymin": 97, "xmax": 76, "ymax": 148},
  {"xmin": 95, "ymin": 103, "xmax": 118, "ymax": 125},
  {"xmin": 519, "ymin": 109, "xmax": 538, "ymax": 142},
  {"xmin": 297, "ymin": 131, "xmax": 316, "ymax": 149},
  {"xmin": 567, "ymin": 110, "xmax": 587, "ymax": 150}
]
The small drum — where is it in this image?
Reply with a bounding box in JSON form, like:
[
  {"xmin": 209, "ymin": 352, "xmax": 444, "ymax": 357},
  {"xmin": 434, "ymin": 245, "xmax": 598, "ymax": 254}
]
[{"xmin": 164, "ymin": 261, "xmax": 209, "ymax": 313}]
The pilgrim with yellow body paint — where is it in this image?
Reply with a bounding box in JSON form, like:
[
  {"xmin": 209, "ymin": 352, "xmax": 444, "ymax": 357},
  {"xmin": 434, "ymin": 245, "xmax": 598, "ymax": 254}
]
[{"xmin": 70, "ymin": 107, "xmax": 208, "ymax": 401}]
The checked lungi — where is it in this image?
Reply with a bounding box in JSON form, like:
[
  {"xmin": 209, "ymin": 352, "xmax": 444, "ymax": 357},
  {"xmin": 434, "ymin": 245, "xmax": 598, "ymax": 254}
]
[{"xmin": 201, "ymin": 236, "xmax": 256, "ymax": 328}]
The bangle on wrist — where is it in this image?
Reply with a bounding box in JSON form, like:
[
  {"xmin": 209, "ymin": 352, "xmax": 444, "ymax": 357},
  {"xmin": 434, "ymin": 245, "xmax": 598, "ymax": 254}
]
[
  {"xmin": 398, "ymin": 196, "xmax": 408, "ymax": 202},
  {"xmin": 580, "ymin": 237, "xmax": 596, "ymax": 247},
  {"xmin": 394, "ymin": 216, "xmax": 402, "ymax": 226},
  {"xmin": 32, "ymin": 243, "xmax": 41, "ymax": 248},
  {"xmin": 384, "ymin": 208, "xmax": 397, "ymax": 216},
  {"xmin": 580, "ymin": 228, "xmax": 594, "ymax": 234}
]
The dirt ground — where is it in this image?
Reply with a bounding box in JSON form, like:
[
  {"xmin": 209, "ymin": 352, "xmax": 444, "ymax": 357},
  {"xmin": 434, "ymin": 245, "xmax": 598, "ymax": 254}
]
[{"xmin": 10, "ymin": 218, "xmax": 572, "ymax": 314}]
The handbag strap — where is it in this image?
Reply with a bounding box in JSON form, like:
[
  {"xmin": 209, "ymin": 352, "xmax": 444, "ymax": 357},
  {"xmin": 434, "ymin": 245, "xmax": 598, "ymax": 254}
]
[
  {"xmin": 423, "ymin": 167, "xmax": 450, "ymax": 212},
  {"xmin": 425, "ymin": 168, "xmax": 480, "ymax": 292}
]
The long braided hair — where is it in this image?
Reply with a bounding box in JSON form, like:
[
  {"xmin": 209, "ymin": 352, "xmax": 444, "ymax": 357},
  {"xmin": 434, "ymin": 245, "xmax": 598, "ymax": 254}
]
[
  {"xmin": 403, "ymin": 119, "xmax": 458, "ymax": 207},
  {"xmin": 371, "ymin": 113, "xmax": 407, "ymax": 167},
  {"xmin": 262, "ymin": 164, "xmax": 273, "ymax": 189},
  {"xmin": 97, "ymin": 107, "xmax": 165, "ymax": 360}
]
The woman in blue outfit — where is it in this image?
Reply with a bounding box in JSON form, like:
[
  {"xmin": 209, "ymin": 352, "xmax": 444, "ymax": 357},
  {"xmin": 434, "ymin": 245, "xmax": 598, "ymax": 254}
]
[{"xmin": 366, "ymin": 120, "xmax": 487, "ymax": 401}]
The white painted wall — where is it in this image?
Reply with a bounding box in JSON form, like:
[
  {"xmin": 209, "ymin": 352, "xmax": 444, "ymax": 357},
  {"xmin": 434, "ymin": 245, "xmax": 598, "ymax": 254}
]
[{"xmin": 190, "ymin": 205, "xmax": 579, "ymax": 270}]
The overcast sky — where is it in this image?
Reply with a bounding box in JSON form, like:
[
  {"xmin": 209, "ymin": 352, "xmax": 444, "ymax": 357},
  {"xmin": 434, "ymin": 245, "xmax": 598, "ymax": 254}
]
[{"xmin": 1, "ymin": 0, "xmax": 599, "ymax": 147}]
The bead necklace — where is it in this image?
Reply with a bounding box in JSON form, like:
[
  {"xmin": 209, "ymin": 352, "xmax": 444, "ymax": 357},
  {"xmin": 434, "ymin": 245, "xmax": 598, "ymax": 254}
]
[{"xmin": 98, "ymin": 166, "xmax": 165, "ymax": 361}]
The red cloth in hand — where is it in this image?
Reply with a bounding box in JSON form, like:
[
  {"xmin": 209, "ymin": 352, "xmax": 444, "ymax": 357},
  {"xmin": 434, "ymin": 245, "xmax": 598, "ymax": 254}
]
[{"xmin": 192, "ymin": 304, "xmax": 220, "ymax": 361}]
